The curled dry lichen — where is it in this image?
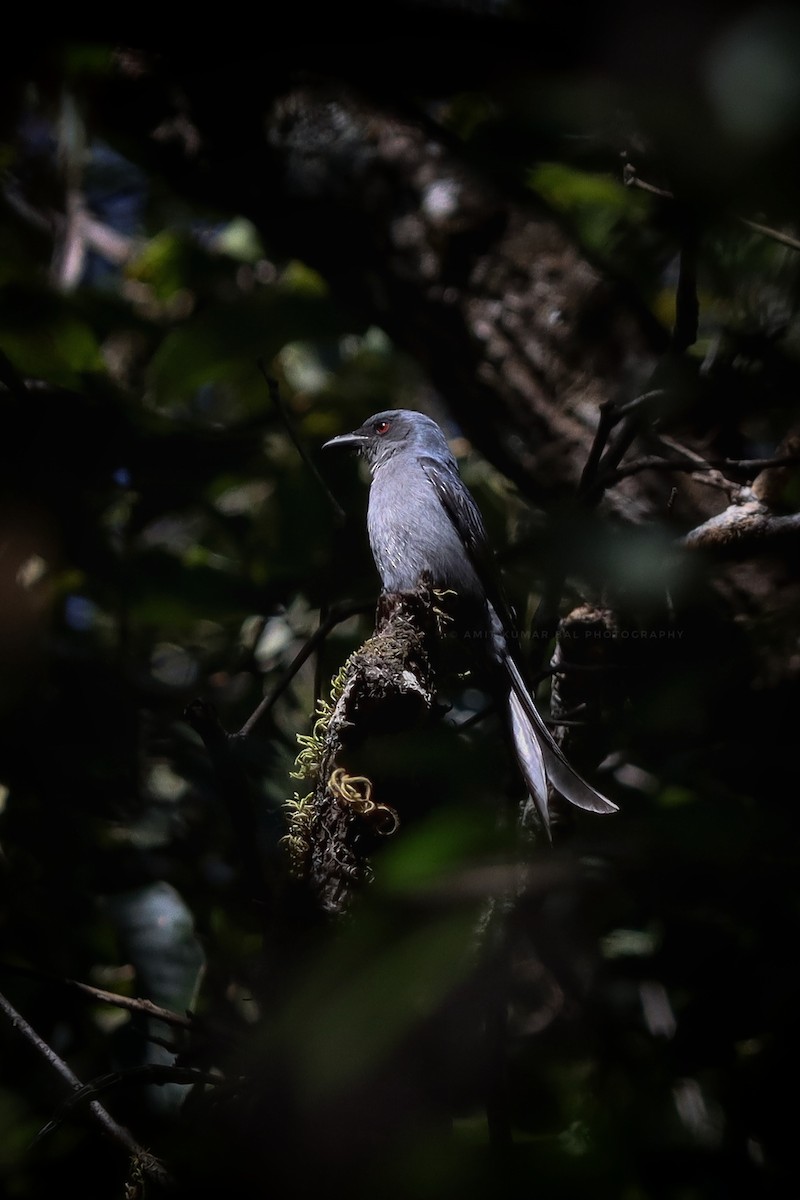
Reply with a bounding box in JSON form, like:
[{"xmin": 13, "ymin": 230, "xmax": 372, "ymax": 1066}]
[{"xmin": 282, "ymin": 655, "xmax": 399, "ymax": 878}]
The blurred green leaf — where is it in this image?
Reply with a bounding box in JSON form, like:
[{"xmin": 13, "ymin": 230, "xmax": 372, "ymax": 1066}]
[
  {"xmin": 0, "ymin": 302, "xmax": 103, "ymax": 385},
  {"xmin": 286, "ymin": 906, "xmax": 481, "ymax": 1102}
]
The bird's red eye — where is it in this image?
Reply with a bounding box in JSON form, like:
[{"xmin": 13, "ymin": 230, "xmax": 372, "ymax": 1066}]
[{"xmin": 374, "ymin": 419, "xmax": 391, "ymax": 435}]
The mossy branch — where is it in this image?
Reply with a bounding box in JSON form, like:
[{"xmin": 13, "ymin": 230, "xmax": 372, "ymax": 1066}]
[{"xmin": 284, "ymin": 582, "xmax": 439, "ymax": 914}]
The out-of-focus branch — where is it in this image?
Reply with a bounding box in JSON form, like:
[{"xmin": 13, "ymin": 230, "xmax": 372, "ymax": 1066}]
[
  {"xmin": 257, "ymin": 365, "xmax": 346, "ymax": 525},
  {"xmin": 234, "ymin": 599, "xmax": 372, "ymax": 741},
  {"xmin": 623, "ymin": 164, "xmax": 800, "ymax": 252},
  {"xmin": 682, "ymin": 502, "xmax": 800, "ymax": 554},
  {"xmin": 0, "ymin": 989, "xmax": 172, "ymax": 1188},
  {"xmin": 0, "ymin": 961, "xmax": 194, "ymax": 1029},
  {"xmin": 607, "ymin": 453, "xmax": 800, "ymax": 487},
  {"xmin": 37, "ymin": 1064, "xmax": 223, "ymax": 1143},
  {"xmin": 187, "ymin": 599, "xmax": 374, "ymax": 923}
]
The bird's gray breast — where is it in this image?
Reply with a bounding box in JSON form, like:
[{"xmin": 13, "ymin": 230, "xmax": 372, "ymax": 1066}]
[{"xmin": 367, "ymin": 457, "xmax": 483, "ymax": 599}]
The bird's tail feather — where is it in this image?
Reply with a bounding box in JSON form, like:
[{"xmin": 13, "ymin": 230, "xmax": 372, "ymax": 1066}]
[
  {"xmin": 503, "ymin": 652, "xmax": 618, "ymax": 818},
  {"xmin": 508, "ymin": 689, "xmax": 551, "ymax": 840}
]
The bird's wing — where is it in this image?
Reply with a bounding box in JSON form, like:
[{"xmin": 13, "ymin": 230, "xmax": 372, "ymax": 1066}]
[
  {"xmin": 421, "ymin": 455, "xmax": 617, "ymax": 819},
  {"xmin": 418, "ymin": 455, "xmax": 515, "ymax": 629}
]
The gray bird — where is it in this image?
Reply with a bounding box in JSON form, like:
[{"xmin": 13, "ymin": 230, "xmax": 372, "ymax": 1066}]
[{"xmin": 324, "ymin": 409, "xmax": 617, "ymax": 837}]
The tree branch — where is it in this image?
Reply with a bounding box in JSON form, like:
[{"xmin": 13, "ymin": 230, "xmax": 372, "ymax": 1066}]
[
  {"xmin": 234, "ymin": 599, "xmax": 372, "ymax": 741},
  {"xmin": 0, "ymin": 961, "xmax": 194, "ymax": 1030},
  {"xmin": 624, "ymin": 164, "xmax": 800, "ymax": 252},
  {"xmin": 682, "ymin": 502, "xmax": 800, "ymax": 555},
  {"xmin": 0, "ymin": 989, "xmax": 172, "ymax": 1189},
  {"xmin": 37, "ymin": 1064, "xmax": 223, "ymax": 1143},
  {"xmin": 257, "ymin": 363, "xmax": 346, "ymax": 525},
  {"xmin": 606, "ymin": 453, "xmax": 800, "ymax": 486},
  {"xmin": 286, "ymin": 584, "xmax": 438, "ymax": 914}
]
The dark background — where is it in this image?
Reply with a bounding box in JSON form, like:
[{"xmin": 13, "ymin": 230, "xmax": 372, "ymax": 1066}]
[{"xmin": 1, "ymin": 10, "xmax": 799, "ymax": 1197}]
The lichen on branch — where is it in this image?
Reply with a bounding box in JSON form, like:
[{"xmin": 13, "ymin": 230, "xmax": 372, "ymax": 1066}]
[{"xmin": 284, "ymin": 583, "xmax": 439, "ymax": 914}]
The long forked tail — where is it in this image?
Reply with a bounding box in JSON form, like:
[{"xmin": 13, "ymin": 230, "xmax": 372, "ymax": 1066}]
[{"xmin": 503, "ymin": 650, "xmax": 618, "ymax": 838}]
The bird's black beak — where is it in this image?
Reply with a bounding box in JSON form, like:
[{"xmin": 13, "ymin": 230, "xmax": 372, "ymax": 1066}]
[{"xmin": 322, "ymin": 430, "xmax": 368, "ymax": 450}]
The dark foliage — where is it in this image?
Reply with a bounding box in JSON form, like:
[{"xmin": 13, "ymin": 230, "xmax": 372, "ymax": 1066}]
[{"xmin": 1, "ymin": 15, "xmax": 799, "ymax": 1198}]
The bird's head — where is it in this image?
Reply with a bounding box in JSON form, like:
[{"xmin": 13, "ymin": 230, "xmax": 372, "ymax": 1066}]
[{"xmin": 323, "ymin": 409, "xmax": 451, "ymax": 472}]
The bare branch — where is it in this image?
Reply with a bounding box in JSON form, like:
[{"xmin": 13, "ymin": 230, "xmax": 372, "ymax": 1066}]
[
  {"xmin": 258, "ymin": 362, "xmax": 346, "ymax": 524},
  {"xmin": 37, "ymin": 1064, "xmax": 223, "ymax": 1143},
  {"xmin": 0, "ymin": 961, "xmax": 193, "ymax": 1029},
  {"xmin": 607, "ymin": 453, "xmax": 800, "ymax": 486},
  {"xmin": 234, "ymin": 599, "xmax": 372, "ymax": 741},
  {"xmin": 0, "ymin": 989, "xmax": 172, "ymax": 1187},
  {"xmin": 683, "ymin": 501, "xmax": 800, "ymax": 554},
  {"xmin": 624, "ymin": 164, "xmax": 800, "ymax": 252},
  {"xmin": 68, "ymin": 980, "xmax": 194, "ymax": 1028}
]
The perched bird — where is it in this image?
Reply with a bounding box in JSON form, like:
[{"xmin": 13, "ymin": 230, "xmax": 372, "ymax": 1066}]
[{"xmin": 324, "ymin": 409, "xmax": 617, "ymax": 837}]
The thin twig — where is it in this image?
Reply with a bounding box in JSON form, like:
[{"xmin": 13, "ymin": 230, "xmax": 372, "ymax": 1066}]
[
  {"xmin": 606, "ymin": 453, "xmax": 800, "ymax": 485},
  {"xmin": 578, "ymin": 400, "xmax": 619, "ymax": 496},
  {"xmin": 595, "ymin": 415, "xmax": 642, "ymax": 488},
  {"xmin": 623, "ymin": 167, "xmax": 672, "ymax": 200},
  {"xmin": 580, "ymin": 393, "xmax": 651, "ymax": 499},
  {"xmin": 0, "ymin": 961, "xmax": 194, "ymax": 1029},
  {"xmin": 70, "ymin": 980, "xmax": 193, "ymax": 1027},
  {"xmin": 614, "ymin": 389, "xmax": 671, "ymax": 420},
  {"xmin": 187, "ymin": 603, "xmax": 368, "ymax": 933},
  {"xmin": 738, "ymin": 215, "xmax": 800, "ymax": 252},
  {"xmin": 257, "ymin": 361, "xmax": 346, "ymax": 523},
  {"xmin": 0, "ymin": 989, "xmax": 172, "ymax": 1187},
  {"xmin": 234, "ymin": 599, "xmax": 372, "ymax": 740},
  {"xmin": 624, "ymin": 165, "xmax": 800, "ymax": 252},
  {"xmin": 37, "ymin": 1064, "xmax": 223, "ymax": 1143},
  {"xmin": 577, "ymin": 389, "xmax": 672, "ymax": 508}
]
